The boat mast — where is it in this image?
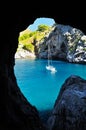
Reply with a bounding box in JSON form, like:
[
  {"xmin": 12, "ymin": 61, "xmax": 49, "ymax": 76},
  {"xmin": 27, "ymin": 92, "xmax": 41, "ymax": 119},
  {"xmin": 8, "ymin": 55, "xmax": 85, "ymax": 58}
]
[{"xmin": 48, "ymin": 43, "xmax": 52, "ymax": 66}]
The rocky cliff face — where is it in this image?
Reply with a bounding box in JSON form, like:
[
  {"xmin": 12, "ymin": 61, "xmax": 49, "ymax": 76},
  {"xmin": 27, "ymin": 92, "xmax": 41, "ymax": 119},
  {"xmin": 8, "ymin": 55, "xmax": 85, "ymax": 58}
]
[
  {"xmin": 47, "ymin": 75, "xmax": 86, "ymax": 130},
  {"xmin": 37, "ymin": 24, "xmax": 86, "ymax": 64},
  {"xmin": 0, "ymin": 29, "xmax": 46, "ymax": 130}
]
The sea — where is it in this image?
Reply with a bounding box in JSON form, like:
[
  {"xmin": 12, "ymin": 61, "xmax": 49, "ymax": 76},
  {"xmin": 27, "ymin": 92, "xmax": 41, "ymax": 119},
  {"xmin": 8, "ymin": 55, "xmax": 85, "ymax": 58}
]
[{"xmin": 14, "ymin": 59, "xmax": 86, "ymax": 120}]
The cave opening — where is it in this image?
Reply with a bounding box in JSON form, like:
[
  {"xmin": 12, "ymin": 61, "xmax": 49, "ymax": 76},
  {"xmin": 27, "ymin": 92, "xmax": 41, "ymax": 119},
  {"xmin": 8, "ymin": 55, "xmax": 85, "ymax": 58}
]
[
  {"xmin": 14, "ymin": 17, "xmax": 56, "ymax": 123},
  {"xmin": 1, "ymin": 3, "xmax": 86, "ymax": 129},
  {"xmin": 14, "ymin": 16, "xmax": 86, "ymax": 126}
]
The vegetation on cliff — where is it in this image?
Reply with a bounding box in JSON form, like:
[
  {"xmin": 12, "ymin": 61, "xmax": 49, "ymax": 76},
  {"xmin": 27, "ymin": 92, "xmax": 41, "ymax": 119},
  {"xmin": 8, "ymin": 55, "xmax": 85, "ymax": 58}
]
[
  {"xmin": 16, "ymin": 23, "xmax": 86, "ymax": 63},
  {"xmin": 17, "ymin": 24, "xmax": 53, "ymax": 53}
]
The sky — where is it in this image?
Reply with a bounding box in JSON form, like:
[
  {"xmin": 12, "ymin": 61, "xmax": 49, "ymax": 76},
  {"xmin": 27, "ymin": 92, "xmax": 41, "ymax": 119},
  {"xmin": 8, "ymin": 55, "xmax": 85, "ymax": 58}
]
[{"xmin": 28, "ymin": 17, "xmax": 55, "ymax": 31}]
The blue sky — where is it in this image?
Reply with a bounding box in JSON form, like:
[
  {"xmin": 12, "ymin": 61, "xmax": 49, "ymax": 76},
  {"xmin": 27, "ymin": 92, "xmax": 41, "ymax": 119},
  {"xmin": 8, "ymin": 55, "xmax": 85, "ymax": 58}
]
[{"xmin": 28, "ymin": 17, "xmax": 55, "ymax": 31}]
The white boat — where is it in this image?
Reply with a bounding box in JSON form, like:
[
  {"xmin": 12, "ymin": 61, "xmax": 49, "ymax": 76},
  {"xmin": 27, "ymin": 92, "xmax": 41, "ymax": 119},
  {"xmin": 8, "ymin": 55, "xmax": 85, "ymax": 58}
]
[
  {"xmin": 46, "ymin": 65, "xmax": 57, "ymax": 72},
  {"xmin": 46, "ymin": 44, "xmax": 57, "ymax": 73}
]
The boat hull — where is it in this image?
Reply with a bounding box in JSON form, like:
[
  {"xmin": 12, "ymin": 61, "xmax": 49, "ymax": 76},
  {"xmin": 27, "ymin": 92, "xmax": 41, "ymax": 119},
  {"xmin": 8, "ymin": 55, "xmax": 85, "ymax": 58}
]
[{"xmin": 46, "ymin": 65, "xmax": 57, "ymax": 72}]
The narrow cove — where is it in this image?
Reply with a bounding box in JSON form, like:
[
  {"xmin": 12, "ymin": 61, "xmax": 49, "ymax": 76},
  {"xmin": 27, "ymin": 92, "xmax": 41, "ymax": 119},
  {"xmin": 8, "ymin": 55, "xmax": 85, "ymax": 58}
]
[{"xmin": 14, "ymin": 59, "xmax": 86, "ymax": 122}]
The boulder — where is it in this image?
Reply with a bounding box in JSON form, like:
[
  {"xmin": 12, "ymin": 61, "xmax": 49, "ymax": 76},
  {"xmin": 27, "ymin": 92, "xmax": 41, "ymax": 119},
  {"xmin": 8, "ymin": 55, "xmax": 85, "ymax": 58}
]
[{"xmin": 47, "ymin": 75, "xmax": 86, "ymax": 130}]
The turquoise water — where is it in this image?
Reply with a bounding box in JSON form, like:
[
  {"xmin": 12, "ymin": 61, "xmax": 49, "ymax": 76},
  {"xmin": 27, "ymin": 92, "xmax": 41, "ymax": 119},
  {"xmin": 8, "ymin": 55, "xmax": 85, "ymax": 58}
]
[{"xmin": 14, "ymin": 59, "xmax": 86, "ymax": 111}]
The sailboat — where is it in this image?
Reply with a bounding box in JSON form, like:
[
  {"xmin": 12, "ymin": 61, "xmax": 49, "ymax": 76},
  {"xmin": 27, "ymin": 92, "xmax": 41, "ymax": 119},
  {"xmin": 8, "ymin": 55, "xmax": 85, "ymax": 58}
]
[{"xmin": 46, "ymin": 44, "xmax": 57, "ymax": 73}]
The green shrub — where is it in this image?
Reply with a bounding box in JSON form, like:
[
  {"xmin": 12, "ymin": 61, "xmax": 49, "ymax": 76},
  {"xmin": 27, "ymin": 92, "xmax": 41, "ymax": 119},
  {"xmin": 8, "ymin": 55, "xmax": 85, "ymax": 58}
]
[
  {"xmin": 19, "ymin": 33, "xmax": 30, "ymax": 41},
  {"xmin": 23, "ymin": 43, "xmax": 34, "ymax": 52},
  {"xmin": 37, "ymin": 24, "xmax": 50, "ymax": 32}
]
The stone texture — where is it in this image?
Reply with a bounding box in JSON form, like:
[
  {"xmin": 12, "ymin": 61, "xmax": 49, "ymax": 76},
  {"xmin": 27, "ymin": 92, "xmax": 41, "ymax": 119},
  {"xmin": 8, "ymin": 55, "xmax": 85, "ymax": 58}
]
[{"xmin": 47, "ymin": 75, "xmax": 86, "ymax": 130}]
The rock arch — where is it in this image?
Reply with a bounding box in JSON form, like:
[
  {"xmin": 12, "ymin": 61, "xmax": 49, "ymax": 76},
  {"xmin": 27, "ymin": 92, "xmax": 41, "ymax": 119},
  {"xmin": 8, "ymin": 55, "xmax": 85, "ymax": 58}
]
[{"xmin": 0, "ymin": 2, "xmax": 86, "ymax": 130}]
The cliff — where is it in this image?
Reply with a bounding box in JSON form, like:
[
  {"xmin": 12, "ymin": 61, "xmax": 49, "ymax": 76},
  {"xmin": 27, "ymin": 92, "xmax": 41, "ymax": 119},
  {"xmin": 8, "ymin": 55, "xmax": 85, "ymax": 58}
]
[
  {"xmin": 37, "ymin": 24, "xmax": 86, "ymax": 64},
  {"xmin": 16, "ymin": 24, "xmax": 86, "ymax": 64}
]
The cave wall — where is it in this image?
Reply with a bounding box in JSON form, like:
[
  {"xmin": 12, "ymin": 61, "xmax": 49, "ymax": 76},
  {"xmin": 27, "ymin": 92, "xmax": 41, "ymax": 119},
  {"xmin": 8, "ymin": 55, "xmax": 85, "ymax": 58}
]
[{"xmin": 0, "ymin": 2, "xmax": 86, "ymax": 130}]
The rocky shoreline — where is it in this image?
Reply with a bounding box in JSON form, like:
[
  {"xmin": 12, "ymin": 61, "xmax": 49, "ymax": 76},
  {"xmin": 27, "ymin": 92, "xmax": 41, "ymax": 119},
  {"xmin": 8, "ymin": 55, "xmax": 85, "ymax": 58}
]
[
  {"xmin": 15, "ymin": 48, "xmax": 36, "ymax": 59},
  {"xmin": 15, "ymin": 24, "xmax": 86, "ymax": 65}
]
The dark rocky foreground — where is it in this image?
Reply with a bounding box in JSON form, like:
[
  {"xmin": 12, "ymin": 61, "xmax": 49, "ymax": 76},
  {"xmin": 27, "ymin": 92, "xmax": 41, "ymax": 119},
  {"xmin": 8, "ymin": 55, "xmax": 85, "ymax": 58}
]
[{"xmin": 47, "ymin": 75, "xmax": 86, "ymax": 130}]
